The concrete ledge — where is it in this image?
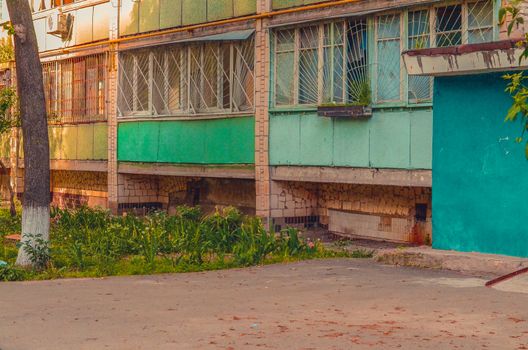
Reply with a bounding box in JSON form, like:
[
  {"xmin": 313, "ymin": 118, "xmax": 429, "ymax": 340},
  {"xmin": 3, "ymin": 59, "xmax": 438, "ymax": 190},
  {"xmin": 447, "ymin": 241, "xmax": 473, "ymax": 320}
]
[
  {"xmin": 271, "ymin": 166, "xmax": 431, "ymax": 187},
  {"xmin": 375, "ymin": 246, "xmax": 528, "ymax": 277},
  {"xmin": 17, "ymin": 160, "xmax": 108, "ymax": 172},
  {"xmin": 403, "ymin": 39, "xmax": 528, "ymax": 76},
  {"xmin": 119, "ymin": 162, "xmax": 255, "ymax": 179}
]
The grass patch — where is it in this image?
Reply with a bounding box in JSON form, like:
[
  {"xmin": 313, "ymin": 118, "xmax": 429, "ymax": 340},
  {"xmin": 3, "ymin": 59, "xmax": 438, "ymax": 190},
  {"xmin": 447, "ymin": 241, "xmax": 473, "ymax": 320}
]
[{"xmin": 0, "ymin": 206, "xmax": 364, "ymax": 281}]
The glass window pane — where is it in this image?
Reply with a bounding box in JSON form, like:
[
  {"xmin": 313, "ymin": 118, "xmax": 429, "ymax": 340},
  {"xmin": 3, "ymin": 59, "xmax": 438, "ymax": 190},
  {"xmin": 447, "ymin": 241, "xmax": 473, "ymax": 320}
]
[
  {"xmin": 378, "ymin": 14, "xmax": 400, "ymax": 40},
  {"xmin": 468, "ymin": 1, "xmax": 493, "ymax": 29},
  {"xmin": 276, "ymin": 29, "xmax": 295, "ymax": 52},
  {"xmin": 468, "ymin": 28, "xmax": 493, "ymax": 44},
  {"xmin": 299, "ymin": 26, "xmax": 318, "ymax": 104},
  {"xmin": 435, "ymin": 5, "xmax": 462, "ymax": 47},
  {"xmin": 408, "ymin": 10, "xmax": 430, "ymax": 49},
  {"xmin": 276, "ymin": 51, "xmax": 294, "ymax": 105},
  {"xmin": 376, "ymin": 39, "xmax": 400, "ymax": 102},
  {"xmin": 408, "ymin": 75, "xmax": 432, "ymax": 103}
]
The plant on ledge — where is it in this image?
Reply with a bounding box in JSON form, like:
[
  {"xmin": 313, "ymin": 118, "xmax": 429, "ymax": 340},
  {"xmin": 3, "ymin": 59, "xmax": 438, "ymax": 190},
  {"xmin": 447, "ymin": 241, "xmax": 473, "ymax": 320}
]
[{"xmin": 318, "ymin": 80, "xmax": 372, "ymax": 118}]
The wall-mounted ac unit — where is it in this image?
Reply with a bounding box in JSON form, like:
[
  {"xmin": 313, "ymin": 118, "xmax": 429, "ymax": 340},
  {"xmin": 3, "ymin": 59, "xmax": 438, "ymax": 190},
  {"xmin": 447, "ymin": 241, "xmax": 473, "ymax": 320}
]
[{"xmin": 46, "ymin": 12, "xmax": 70, "ymax": 37}]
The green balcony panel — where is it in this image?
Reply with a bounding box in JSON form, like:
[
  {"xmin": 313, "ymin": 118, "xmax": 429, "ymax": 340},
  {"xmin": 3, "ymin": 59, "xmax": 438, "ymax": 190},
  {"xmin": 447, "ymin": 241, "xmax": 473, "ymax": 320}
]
[
  {"xmin": 410, "ymin": 109, "xmax": 433, "ymax": 169},
  {"xmin": 160, "ymin": 0, "xmax": 182, "ymax": 29},
  {"xmin": 269, "ymin": 114, "xmax": 301, "ymax": 165},
  {"xmin": 120, "ymin": 0, "xmax": 140, "ymax": 36},
  {"xmin": 139, "ymin": 0, "xmax": 161, "ymax": 33},
  {"xmin": 272, "ymin": 0, "xmax": 303, "ymax": 9},
  {"xmin": 93, "ymin": 123, "xmax": 108, "ymax": 160},
  {"xmin": 332, "ymin": 118, "xmax": 370, "ymax": 167},
  {"xmin": 49, "ymin": 126, "xmax": 63, "ymax": 160},
  {"xmin": 299, "ymin": 114, "xmax": 333, "ymax": 166},
  {"xmin": 233, "ymin": 0, "xmax": 256, "ymax": 16},
  {"xmin": 369, "ymin": 111, "xmax": 411, "ymax": 168},
  {"xmin": 76, "ymin": 124, "xmax": 95, "ymax": 160},
  {"xmin": 182, "ymin": 0, "xmax": 207, "ymax": 26},
  {"xmin": 118, "ymin": 117, "xmax": 254, "ymax": 164},
  {"xmin": 157, "ymin": 121, "xmax": 205, "ymax": 163},
  {"xmin": 207, "ymin": 0, "xmax": 234, "ymax": 21},
  {"xmin": 61, "ymin": 126, "xmax": 79, "ymax": 160}
]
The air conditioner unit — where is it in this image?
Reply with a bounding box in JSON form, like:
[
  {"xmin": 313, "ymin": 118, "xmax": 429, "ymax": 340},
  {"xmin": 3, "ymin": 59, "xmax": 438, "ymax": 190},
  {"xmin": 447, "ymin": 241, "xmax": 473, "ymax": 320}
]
[{"xmin": 46, "ymin": 12, "xmax": 69, "ymax": 36}]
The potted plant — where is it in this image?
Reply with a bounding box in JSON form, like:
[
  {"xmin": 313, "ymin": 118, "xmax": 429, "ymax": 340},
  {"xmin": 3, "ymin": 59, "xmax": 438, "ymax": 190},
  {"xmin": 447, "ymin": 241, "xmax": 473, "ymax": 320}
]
[{"xmin": 317, "ymin": 80, "xmax": 372, "ymax": 118}]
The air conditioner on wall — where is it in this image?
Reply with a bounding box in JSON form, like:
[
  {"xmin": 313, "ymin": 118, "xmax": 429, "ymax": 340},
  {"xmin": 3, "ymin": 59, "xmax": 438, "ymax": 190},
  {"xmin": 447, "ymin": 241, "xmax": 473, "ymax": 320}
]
[{"xmin": 46, "ymin": 11, "xmax": 70, "ymax": 37}]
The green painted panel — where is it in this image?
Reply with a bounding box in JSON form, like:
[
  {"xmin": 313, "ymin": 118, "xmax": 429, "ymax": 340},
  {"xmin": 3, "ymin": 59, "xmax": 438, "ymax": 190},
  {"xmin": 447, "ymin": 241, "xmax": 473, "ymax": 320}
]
[
  {"xmin": 139, "ymin": 0, "xmax": 160, "ymax": 33},
  {"xmin": 120, "ymin": 0, "xmax": 140, "ymax": 36},
  {"xmin": 299, "ymin": 114, "xmax": 333, "ymax": 166},
  {"xmin": 269, "ymin": 114, "xmax": 301, "ymax": 165},
  {"xmin": 204, "ymin": 117, "xmax": 254, "ymax": 164},
  {"xmin": 332, "ymin": 118, "xmax": 370, "ymax": 167},
  {"xmin": 410, "ymin": 109, "xmax": 432, "ymax": 169},
  {"xmin": 182, "ymin": 0, "xmax": 207, "ymax": 26},
  {"xmin": 93, "ymin": 124, "xmax": 108, "ymax": 160},
  {"xmin": 118, "ymin": 117, "xmax": 254, "ymax": 164},
  {"xmin": 157, "ymin": 121, "xmax": 206, "ymax": 163},
  {"xmin": 233, "ymin": 0, "xmax": 256, "ymax": 16},
  {"xmin": 269, "ymin": 108, "xmax": 431, "ymax": 169},
  {"xmin": 76, "ymin": 124, "xmax": 94, "ymax": 160},
  {"xmin": 272, "ymin": 0, "xmax": 302, "ymax": 9},
  {"xmin": 160, "ymin": 0, "xmax": 182, "ymax": 29},
  {"xmin": 49, "ymin": 127, "xmax": 62, "ymax": 160},
  {"xmin": 207, "ymin": 0, "xmax": 233, "ymax": 21},
  {"xmin": 369, "ymin": 111, "xmax": 410, "ymax": 168},
  {"xmin": 433, "ymin": 72, "xmax": 528, "ymax": 258},
  {"xmin": 61, "ymin": 126, "xmax": 78, "ymax": 160},
  {"xmin": 117, "ymin": 122, "xmax": 139, "ymax": 161}
]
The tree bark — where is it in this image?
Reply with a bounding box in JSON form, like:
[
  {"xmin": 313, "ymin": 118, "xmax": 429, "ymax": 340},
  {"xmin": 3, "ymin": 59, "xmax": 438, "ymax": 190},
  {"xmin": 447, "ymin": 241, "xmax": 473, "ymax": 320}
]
[{"xmin": 6, "ymin": 0, "xmax": 50, "ymax": 266}]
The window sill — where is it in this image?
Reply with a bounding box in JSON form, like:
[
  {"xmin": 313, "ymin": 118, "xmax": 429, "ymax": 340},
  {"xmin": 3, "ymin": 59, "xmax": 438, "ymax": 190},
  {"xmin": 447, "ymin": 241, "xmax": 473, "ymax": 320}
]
[{"xmin": 270, "ymin": 102, "xmax": 432, "ymax": 114}]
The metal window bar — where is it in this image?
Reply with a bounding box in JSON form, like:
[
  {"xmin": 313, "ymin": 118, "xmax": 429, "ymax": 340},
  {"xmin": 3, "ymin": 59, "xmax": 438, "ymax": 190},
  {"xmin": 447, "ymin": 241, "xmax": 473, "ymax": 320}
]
[
  {"xmin": 42, "ymin": 54, "xmax": 107, "ymax": 124},
  {"xmin": 117, "ymin": 36, "xmax": 255, "ymax": 118}
]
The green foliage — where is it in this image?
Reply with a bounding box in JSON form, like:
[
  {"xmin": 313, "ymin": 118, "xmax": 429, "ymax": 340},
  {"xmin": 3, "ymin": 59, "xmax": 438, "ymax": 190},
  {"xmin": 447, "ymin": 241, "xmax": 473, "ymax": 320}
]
[
  {"xmin": 0, "ymin": 38, "xmax": 14, "ymax": 64},
  {"xmin": 499, "ymin": 0, "xmax": 525, "ymax": 37},
  {"xmin": 22, "ymin": 234, "xmax": 50, "ymax": 270},
  {"xmin": 0, "ymin": 206, "xmax": 365, "ymax": 281},
  {"xmin": 501, "ymin": 1, "xmax": 528, "ymax": 158}
]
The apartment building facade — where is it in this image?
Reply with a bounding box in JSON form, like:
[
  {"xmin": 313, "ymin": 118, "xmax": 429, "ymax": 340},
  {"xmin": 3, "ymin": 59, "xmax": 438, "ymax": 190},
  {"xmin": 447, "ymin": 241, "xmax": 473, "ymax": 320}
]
[{"xmin": 0, "ymin": 0, "xmax": 507, "ymax": 245}]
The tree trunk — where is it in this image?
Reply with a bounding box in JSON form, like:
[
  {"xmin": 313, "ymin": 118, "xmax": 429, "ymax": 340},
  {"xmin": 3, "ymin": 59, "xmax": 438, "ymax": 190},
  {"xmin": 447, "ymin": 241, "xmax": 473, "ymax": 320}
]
[
  {"xmin": 0, "ymin": 159, "xmax": 16, "ymax": 217},
  {"xmin": 6, "ymin": 0, "xmax": 50, "ymax": 266}
]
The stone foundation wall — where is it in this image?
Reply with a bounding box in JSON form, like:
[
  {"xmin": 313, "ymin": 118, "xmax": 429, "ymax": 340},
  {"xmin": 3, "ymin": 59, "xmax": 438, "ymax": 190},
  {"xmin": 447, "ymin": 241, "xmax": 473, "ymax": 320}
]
[
  {"xmin": 118, "ymin": 174, "xmax": 256, "ymax": 215},
  {"xmin": 270, "ymin": 181, "xmax": 432, "ymax": 244},
  {"xmin": 51, "ymin": 170, "xmax": 108, "ymax": 208}
]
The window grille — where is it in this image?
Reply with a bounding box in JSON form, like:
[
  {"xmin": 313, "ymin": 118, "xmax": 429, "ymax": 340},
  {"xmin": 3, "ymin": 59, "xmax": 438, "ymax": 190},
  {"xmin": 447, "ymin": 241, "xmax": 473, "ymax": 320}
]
[
  {"xmin": 42, "ymin": 54, "xmax": 106, "ymax": 124},
  {"xmin": 275, "ymin": 19, "xmax": 369, "ymax": 106},
  {"xmin": 273, "ymin": 0, "xmax": 495, "ymax": 107},
  {"xmin": 118, "ymin": 36, "xmax": 255, "ymax": 118}
]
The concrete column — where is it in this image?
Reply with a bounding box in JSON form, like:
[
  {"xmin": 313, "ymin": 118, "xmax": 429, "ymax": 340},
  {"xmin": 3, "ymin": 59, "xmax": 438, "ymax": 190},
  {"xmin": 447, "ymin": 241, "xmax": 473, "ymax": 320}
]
[
  {"xmin": 254, "ymin": 0, "xmax": 272, "ymax": 223},
  {"xmin": 107, "ymin": 7, "xmax": 120, "ymax": 214}
]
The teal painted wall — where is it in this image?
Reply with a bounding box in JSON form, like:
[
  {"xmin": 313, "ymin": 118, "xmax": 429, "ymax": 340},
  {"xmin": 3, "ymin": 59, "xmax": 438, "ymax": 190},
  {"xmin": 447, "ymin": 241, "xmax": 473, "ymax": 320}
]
[
  {"xmin": 433, "ymin": 72, "xmax": 528, "ymax": 257},
  {"xmin": 269, "ymin": 109, "xmax": 432, "ymax": 169},
  {"xmin": 118, "ymin": 116, "xmax": 255, "ymax": 164}
]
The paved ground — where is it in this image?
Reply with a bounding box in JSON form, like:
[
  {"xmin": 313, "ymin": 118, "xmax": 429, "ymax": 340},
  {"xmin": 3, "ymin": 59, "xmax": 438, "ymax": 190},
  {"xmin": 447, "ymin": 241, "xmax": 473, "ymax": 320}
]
[{"xmin": 1, "ymin": 259, "xmax": 528, "ymax": 350}]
